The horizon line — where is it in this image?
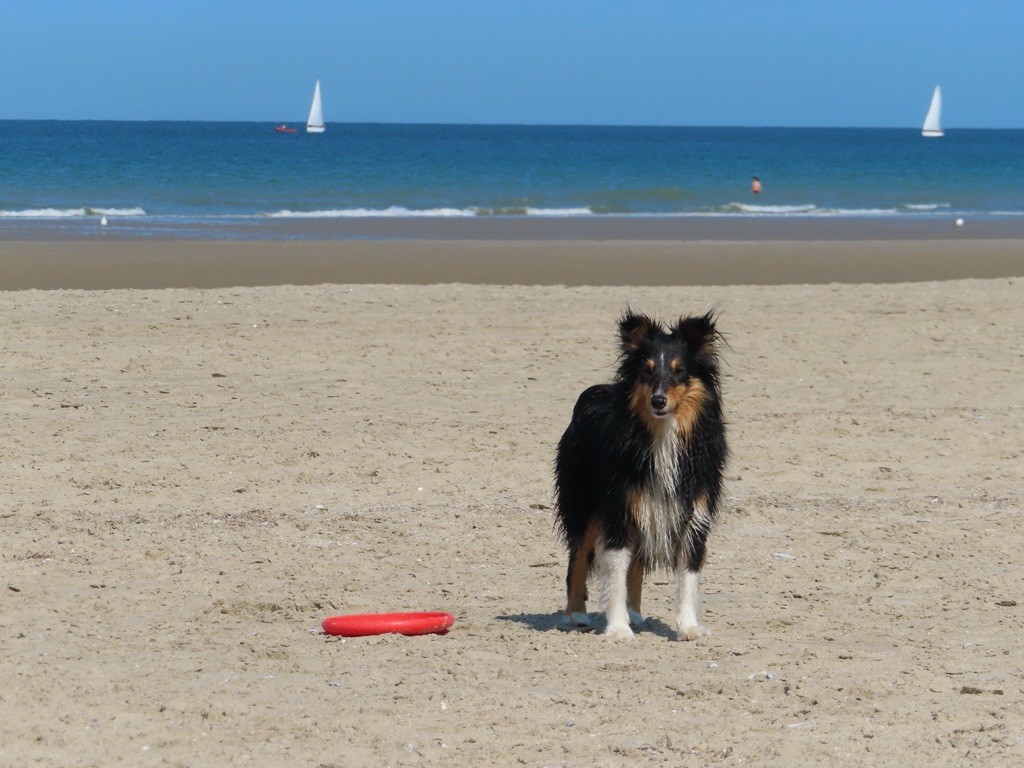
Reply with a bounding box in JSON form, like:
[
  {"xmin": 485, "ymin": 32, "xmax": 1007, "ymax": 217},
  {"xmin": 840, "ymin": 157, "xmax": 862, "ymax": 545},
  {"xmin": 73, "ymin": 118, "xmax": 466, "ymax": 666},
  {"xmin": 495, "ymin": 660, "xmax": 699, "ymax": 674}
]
[{"xmin": 0, "ymin": 118, "xmax": 1017, "ymax": 130}]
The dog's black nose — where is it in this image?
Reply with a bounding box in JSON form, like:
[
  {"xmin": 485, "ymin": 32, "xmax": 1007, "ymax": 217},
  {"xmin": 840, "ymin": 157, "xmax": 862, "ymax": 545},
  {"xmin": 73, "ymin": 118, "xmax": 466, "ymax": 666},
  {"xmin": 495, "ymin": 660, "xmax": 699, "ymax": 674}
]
[{"xmin": 651, "ymin": 394, "xmax": 667, "ymax": 410}]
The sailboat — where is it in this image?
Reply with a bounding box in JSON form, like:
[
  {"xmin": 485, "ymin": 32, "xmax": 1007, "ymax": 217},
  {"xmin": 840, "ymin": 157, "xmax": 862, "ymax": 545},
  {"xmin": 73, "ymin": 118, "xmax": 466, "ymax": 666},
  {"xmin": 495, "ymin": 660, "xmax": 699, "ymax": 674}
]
[
  {"xmin": 921, "ymin": 86, "xmax": 943, "ymax": 138},
  {"xmin": 306, "ymin": 80, "xmax": 325, "ymax": 134}
]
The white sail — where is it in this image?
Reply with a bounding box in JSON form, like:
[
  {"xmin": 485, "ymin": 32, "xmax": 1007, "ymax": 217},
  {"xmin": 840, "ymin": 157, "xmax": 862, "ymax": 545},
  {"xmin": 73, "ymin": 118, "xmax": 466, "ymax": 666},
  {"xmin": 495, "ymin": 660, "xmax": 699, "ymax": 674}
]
[
  {"xmin": 921, "ymin": 86, "xmax": 943, "ymax": 137},
  {"xmin": 307, "ymin": 80, "xmax": 325, "ymax": 134}
]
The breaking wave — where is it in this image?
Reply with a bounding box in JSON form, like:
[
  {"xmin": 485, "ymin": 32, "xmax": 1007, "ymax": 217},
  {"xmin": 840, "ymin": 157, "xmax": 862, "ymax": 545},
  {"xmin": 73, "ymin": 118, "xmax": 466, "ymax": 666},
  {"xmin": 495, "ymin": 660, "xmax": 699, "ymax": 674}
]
[
  {"xmin": 264, "ymin": 206, "xmax": 596, "ymax": 218},
  {"xmin": 0, "ymin": 207, "xmax": 146, "ymax": 218}
]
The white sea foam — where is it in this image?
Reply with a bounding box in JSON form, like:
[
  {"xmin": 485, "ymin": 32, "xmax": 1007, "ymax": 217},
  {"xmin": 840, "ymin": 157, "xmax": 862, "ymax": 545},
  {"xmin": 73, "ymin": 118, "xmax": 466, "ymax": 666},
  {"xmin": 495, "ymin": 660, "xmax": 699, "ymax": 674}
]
[
  {"xmin": 266, "ymin": 207, "xmax": 477, "ymax": 218},
  {"xmin": 523, "ymin": 207, "xmax": 594, "ymax": 216},
  {"xmin": 266, "ymin": 206, "xmax": 596, "ymax": 218},
  {"xmin": 828, "ymin": 208, "xmax": 898, "ymax": 216},
  {"xmin": 89, "ymin": 207, "xmax": 147, "ymax": 217},
  {"xmin": 723, "ymin": 203, "xmax": 819, "ymax": 215},
  {"xmin": 0, "ymin": 207, "xmax": 146, "ymax": 218},
  {"xmin": 903, "ymin": 203, "xmax": 951, "ymax": 211},
  {"xmin": 0, "ymin": 208, "xmax": 89, "ymax": 218},
  {"xmin": 715, "ymin": 203, "xmax": 902, "ymax": 217},
  {"xmin": 261, "ymin": 204, "xmax": 971, "ymax": 220}
]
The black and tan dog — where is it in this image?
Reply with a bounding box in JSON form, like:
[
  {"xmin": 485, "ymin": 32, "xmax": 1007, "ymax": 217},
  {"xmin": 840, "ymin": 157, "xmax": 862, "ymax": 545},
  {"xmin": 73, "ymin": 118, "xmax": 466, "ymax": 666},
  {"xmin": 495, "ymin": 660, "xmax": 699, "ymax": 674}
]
[{"xmin": 555, "ymin": 310, "xmax": 727, "ymax": 640}]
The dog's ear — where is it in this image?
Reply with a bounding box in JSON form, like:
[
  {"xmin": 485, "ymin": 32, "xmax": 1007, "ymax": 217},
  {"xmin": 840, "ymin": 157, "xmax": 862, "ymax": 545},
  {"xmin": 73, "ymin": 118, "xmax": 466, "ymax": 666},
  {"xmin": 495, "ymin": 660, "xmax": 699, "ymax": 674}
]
[
  {"xmin": 619, "ymin": 309, "xmax": 658, "ymax": 351},
  {"xmin": 676, "ymin": 311, "xmax": 720, "ymax": 358}
]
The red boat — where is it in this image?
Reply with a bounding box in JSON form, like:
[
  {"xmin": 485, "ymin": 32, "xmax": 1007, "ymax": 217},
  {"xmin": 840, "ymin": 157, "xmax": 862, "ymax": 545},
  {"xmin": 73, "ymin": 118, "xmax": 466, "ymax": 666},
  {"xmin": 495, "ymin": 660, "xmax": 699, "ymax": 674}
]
[{"xmin": 274, "ymin": 124, "xmax": 297, "ymax": 133}]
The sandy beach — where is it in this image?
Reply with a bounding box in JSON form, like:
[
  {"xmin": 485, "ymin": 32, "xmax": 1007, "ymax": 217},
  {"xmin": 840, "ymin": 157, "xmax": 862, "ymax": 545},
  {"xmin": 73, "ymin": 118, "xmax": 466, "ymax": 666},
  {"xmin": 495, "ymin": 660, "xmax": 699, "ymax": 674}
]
[
  {"xmin": 2, "ymin": 238, "xmax": 1023, "ymax": 766},
  {"xmin": 4, "ymin": 234, "xmax": 1024, "ymax": 290}
]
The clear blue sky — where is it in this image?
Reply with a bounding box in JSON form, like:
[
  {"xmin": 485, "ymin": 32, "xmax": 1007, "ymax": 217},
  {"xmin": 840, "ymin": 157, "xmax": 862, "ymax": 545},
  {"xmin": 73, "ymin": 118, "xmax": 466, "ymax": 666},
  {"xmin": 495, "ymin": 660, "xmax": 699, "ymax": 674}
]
[{"xmin": 2, "ymin": 1, "xmax": 1022, "ymax": 127}]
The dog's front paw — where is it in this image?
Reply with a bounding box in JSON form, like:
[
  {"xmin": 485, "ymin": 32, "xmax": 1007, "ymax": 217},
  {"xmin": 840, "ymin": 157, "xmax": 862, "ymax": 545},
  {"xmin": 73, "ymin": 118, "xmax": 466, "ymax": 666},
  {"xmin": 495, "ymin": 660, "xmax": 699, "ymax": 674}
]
[
  {"xmin": 675, "ymin": 623, "xmax": 709, "ymax": 642},
  {"xmin": 560, "ymin": 611, "xmax": 594, "ymax": 629},
  {"xmin": 604, "ymin": 622, "xmax": 635, "ymax": 641}
]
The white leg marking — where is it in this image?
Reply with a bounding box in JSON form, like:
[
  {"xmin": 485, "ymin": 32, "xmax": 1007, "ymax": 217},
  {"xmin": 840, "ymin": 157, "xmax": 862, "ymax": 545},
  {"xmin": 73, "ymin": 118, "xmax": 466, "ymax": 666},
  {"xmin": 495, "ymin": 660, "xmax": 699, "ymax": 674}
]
[
  {"xmin": 601, "ymin": 547, "xmax": 634, "ymax": 640},
  {"xmin": 675, "ymin": 569, "xmax": 708, "ymax": 641}
]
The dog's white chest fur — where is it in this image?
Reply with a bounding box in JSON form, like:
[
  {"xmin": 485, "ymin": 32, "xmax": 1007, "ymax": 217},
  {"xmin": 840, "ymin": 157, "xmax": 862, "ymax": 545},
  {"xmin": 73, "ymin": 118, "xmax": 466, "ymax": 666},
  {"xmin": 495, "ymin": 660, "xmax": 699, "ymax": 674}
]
[{"xmin": 635, "ymin": 420, "xmax": 684, "ymax": 567}]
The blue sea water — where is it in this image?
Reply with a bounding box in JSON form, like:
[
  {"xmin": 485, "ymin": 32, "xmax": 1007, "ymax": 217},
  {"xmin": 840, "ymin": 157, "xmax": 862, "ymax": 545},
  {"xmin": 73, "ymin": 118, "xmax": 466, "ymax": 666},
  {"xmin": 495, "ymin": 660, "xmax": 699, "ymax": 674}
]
[{"xmin": 2, "ymin": 121, "xmax": 1023, "ymax": 238}]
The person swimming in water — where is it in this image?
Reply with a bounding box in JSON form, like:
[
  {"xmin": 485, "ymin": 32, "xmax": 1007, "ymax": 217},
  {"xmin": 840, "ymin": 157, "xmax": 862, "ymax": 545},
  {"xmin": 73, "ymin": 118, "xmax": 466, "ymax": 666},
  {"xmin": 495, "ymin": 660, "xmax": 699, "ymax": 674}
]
[{"xmin": 751, "ymin": 176, "xmax": 762, "ymax": 194}]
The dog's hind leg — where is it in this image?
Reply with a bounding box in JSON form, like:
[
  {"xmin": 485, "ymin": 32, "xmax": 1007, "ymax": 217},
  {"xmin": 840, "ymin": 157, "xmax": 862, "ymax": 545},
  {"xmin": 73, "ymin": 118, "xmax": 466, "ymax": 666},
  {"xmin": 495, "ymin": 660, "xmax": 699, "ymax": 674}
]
[
  {"xmin": 561, "ymin": 519, "xmax": 599, "ymax": 627},
  {"xmin": 674, "ymin": 494, "xmax": 713, "ymax": 641},
  {"xmin": 626, "ymin": 557, "xmax": 645, "ymax": 627},
  {"xmin": 601, "ymin": 546, "xmax": 635, "ymax": 640}
]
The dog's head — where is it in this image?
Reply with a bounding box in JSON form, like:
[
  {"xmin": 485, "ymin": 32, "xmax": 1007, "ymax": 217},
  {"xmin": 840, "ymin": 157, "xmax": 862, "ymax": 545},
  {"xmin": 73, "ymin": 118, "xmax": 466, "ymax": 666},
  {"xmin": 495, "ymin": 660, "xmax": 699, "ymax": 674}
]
[{"xmin": 617, "ymin": 309, "xmax": 722, "ymax": 431}]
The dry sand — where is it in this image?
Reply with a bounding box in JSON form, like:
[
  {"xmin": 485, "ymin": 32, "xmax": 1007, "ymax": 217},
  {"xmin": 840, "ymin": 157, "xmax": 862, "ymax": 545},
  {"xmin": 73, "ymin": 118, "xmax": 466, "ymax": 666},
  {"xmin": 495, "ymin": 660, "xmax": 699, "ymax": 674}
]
[{"xmin": 2, "ymin": 240, "xmax": 1023, "ymax": 766}]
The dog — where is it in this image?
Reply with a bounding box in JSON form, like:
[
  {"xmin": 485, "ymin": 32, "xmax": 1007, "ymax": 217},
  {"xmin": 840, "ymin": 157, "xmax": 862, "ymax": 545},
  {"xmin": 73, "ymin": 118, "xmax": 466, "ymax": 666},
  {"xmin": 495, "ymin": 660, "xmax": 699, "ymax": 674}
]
[{"xmin": 554, "ymin": 309, "xmax": 727, "ymax": 640}]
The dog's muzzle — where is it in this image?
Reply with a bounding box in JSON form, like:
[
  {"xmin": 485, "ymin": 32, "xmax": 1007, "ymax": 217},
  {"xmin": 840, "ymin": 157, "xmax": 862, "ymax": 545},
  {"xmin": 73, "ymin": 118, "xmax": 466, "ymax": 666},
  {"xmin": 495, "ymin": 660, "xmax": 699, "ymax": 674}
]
[{"xmin": 650, "ymin": 393, "xmax": 670, "ymax": 416}]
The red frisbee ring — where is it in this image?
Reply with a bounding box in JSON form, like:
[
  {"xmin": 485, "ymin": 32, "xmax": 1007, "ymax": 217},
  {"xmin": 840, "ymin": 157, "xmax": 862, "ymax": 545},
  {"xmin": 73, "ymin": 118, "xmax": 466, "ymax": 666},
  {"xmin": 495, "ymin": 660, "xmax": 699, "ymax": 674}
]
[{"xmin": 322, "ymin": 611, "xmax": 455, "ymax": 637}]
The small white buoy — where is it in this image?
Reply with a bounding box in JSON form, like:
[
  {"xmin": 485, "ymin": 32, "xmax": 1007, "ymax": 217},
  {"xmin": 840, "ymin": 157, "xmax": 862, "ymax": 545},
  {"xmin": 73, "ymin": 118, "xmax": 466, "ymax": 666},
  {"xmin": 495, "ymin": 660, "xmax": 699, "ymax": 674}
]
[
  {"xmin": 955, "ymin": 218, "xmax": 964, "ymax": 227},
  {"xmin": 100, "ymin": 216, "xmax": 107, "ymax": 226}
]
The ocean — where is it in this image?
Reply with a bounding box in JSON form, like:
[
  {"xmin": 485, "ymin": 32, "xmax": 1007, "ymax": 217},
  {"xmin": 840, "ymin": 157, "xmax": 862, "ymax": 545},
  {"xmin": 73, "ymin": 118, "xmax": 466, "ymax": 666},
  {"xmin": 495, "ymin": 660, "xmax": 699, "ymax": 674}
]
[{"xmin": 2, "ymin": 121, "xmax": 1023, "ymax": 239}]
